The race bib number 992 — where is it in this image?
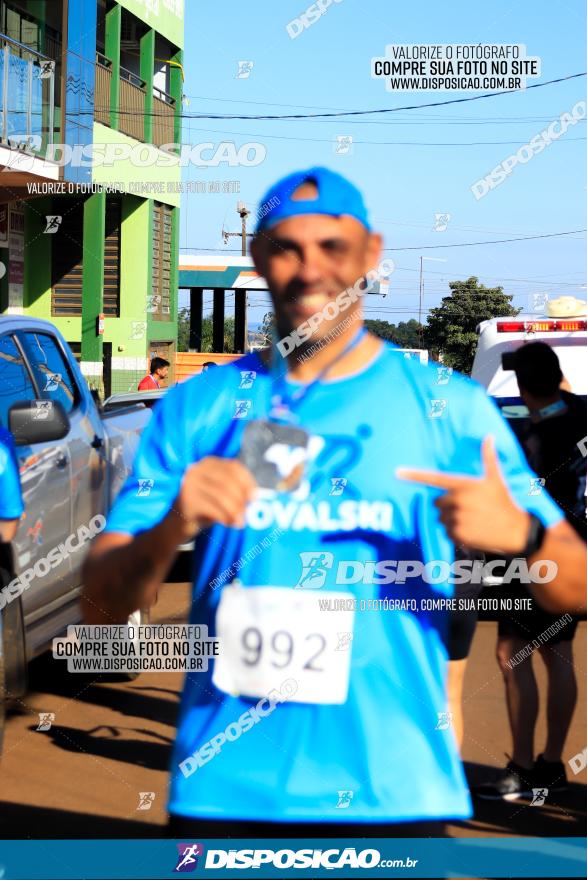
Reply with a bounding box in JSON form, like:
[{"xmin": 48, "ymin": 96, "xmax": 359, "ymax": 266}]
[{"xmin": 212, "ymin": 585, "xmax": 355, "ymax": 704}]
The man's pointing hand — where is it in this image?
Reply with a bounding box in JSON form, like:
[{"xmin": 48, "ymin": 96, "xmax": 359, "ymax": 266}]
[{"xmin": 396, "ymin": 436, "xmax": 531, "ymax": 555}]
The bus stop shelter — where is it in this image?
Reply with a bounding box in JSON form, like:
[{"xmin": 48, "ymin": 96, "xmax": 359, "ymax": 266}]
[{"xmin": 178, "ymin": 255, "xmax": 269, "ymax": 353}]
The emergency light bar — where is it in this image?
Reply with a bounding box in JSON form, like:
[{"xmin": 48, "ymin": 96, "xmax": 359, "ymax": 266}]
[{"xmin": 497, "ymin": 320, "xmax": 587, "ymax": 333}]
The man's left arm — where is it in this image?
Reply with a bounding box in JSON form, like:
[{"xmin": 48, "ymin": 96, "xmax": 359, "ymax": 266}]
[{"xmin": 0, "ymin": 432, "xmax": 24, "ymax": 543}]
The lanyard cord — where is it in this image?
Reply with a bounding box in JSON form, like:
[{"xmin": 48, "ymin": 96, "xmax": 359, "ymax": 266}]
[
  {"xmin": 269, "ymin": 325, "xmax": 367, "ymax": 417},
  {"xmin": 536, "ymin": 399, "xmax": 567, "ymax": 420}
]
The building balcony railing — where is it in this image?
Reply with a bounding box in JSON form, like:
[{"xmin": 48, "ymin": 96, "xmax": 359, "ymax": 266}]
[
  {"xmin": 0, "ymin": 32, "xmax": 55, "ymax": 154},
  {"xmin": 152, "ymin": 87, "xmax": 175, "ymax": 149},
  {"xmin": 118, "ymin": 64, "xmax": 145, "ymax": 141},
  {"xmin": 95, "ymin": 52, "xmax": 112, "ymax": 128},
  {"xmin": 92, "ymin": 60, "xmax": 179, "ymax": 153}
]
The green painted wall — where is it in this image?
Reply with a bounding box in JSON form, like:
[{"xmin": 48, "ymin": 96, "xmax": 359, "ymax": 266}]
[
  {"xmin": 170, "ymin": 204, "xmax": 179, "ymax": 325},
  {"xmin": 92, "ymin": 122, "xmax": 180, "ymax": 207},
  {"xmin": 110, "ymin": 369, "xmax": 147, "ymax": 394},
  {"xmin": 140, "ymin": 28, "xmax": 155, "ymax": 144},
  {"xmin": 9, "ymin": 0, "xmax": 184, "ymax": 387},
  {"xmin": 23, "ymin": 198, "xmax": 51, "ymax": 317},
  {"xmin": 115, "ymin": 0, "xmax": 184, "ymax": 49},
  {"xmin": 22, "ymin": 198, "xmax": 85, "ymax": 344},
  {"xmin": 18, "ymin": 193, "xmax": 177, "ymax": 361},
  {"xmin": 81, "ymin": 191, "xmax": 105, "ymax": 363},
  {"xmin": 146, "ymin": 201, "xmax": 178, "ymax": 344},
  {"xmin": 170, "ymin": 48, "xmax": 183, "ymax": 144},
  {"xmin": 107, "ymin": 195, "xmax": 149, "ymax": 356},
  {"xmin": 105, "ymin": 4, "xmax": 121, "ymax": 131}
]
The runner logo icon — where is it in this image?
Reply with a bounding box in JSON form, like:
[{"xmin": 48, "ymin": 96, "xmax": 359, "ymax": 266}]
[
  {"xmin": 435, "ymin": 711, "xmax": 453, "ymax": 731},
  {"xmin": 329, "ymin": 477, "xmax": 347, "ymax": 496},
  {"xmin": 233, "ymin": 400, "xmax": 252, "ymax": 419},
  {"xmin": 296, "ymin": 551, "xmax": 334, "ymax": 589},
  {"xmin": 336, "ymin": 790, "xmax": 354, "ymax": 808},
  {"xmin": 174, "ymin": 843, "xmax": 204, "ymax": 872}
]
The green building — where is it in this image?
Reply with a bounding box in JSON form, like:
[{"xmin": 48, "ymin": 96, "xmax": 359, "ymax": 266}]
[{"xmin": 0, "ymin": 0, "xmax": 184, "ymax": 396}]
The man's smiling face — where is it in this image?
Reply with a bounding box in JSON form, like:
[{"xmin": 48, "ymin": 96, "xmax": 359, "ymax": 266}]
[{"xmin": 251, "ymin": 183, "xmax": 382, "ymax": 343}]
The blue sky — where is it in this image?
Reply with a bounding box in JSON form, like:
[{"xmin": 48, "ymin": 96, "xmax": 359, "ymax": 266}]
[{"xmin": 178, "ymin": 0, "xmax": 587, "ymax": 326}]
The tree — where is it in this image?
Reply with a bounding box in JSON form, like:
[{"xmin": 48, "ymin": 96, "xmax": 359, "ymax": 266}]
[
  {"xmin": 260, "ymin": 311, "xmax": 275, "ymax": 345},
  {"xmin": 364, "ymin": 318, "xmax": 422, "ymax": 348},
  {"xmin": 177, "ymin": 307, "xmax": 236, "ymax": 353},
  {"xmin": 177, "ymin": 306, "xmax": 191, "ymax": 352},
  {"xmin": 364, "ymin": 319, "xmax": 396, "ymax": 343},
  {"xmin": 424, "ymin": 277, "xmax": 519, "ymax": 374},
  {"xmin": 391, "ymin": 319, "xmax": 423, "ymax": 349}
]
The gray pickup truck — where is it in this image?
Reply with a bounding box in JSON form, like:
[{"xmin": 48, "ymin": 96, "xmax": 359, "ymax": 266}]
[{"xmin": 0, "ymin": 316, "xmax": 155, "ymax": 751}]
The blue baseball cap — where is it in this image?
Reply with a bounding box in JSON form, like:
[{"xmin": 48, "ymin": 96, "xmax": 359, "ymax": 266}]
[{"xmin": 255, "ymin": 167, "xmax": 371, "ymax": 234}]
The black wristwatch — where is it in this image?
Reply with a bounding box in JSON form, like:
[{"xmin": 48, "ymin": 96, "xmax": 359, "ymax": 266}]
[{"xmin": 520, "ymin": 513, "xmax": 546, "ymax": 558}]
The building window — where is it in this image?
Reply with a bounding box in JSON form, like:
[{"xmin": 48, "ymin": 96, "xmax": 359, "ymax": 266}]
[
  {"xmin": 151, "ymin": 202, "xmax": 172, "ymax": 320},
  {"xmin": 50, "ymin": 197, "xmax": 120, "ymax": 318},
  {"xmin": 104, "ymin": 197, "xmax": 121, "ymax": 317},
  {"xmin": 51, "ymin": 197, "xmax": 85, "ymax": 316},
  {"xmin": 2, "ymin": 3, "xmax": 39, "ymax": 53}
]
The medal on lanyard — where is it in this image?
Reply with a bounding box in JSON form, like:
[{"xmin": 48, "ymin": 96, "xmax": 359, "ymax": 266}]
[
  {"xmin": 269, "ymin": 325, "xmax": 367, "ymax": 423},
  {"xmin": 238, "ymin": 326, "xmax": 367, "ymax": 492},
  {"xmin": 238, "ymin": 420, "xmax": 309, "ymax": 492}
]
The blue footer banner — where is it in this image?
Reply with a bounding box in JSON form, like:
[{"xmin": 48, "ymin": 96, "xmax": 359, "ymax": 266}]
[{"xmin": 0, "ymin": 837, "xmax": 586, "ymax": 878}]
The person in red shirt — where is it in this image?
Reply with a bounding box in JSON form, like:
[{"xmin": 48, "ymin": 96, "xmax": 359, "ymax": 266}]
[{"xmin": 138, "ymin": 357, "xmax": 170, "ymax": 391}]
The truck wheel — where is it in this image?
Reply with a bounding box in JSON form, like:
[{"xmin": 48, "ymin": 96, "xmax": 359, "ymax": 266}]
[{"xmin": 2, "ymin": 594, "xmax": 27, "ymax": 698}]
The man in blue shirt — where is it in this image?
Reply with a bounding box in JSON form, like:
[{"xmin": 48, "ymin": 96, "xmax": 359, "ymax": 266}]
[
  {"xmin": 0, "ymin": 426, "xmax": 23, "ymax": 543},
  {"xmin": 83, "ymin": 168, "xmax": 587, "ymax": 839}
]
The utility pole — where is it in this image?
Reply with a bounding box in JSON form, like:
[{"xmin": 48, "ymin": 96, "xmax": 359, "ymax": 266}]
[
  {"xmin": 418, "ymin": 256, "xmax": 448, "ymax": 348},
  {"xmin": 418, "ymin": 256, "xmax": 424, "ymax": 328},
  {"xmin": 222, "ymin": 202, "xmax": 252, "ymax": 254},
  {"xmin": 239, "ymin": 203, "xmax": 249, "ymax": 256},
  {"xmin": 222, "ymin": 203, "xmax": 252, "ymax": 352}
]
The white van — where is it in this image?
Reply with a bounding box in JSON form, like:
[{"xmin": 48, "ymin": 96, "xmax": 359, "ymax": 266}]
[{"xmin": 471, "ymin": 314, "xmax": 587, "ymax": 398}]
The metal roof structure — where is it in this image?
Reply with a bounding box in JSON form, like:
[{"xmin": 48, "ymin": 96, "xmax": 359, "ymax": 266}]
[{"xmin": 178, "ymin": 255, "xmax": 269, "ymax": 291}]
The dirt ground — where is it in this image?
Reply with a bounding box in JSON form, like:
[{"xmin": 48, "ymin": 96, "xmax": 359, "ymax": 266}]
[{"xmin": 1, "ymin": 584, "xmax": 585, "ymax": 843}]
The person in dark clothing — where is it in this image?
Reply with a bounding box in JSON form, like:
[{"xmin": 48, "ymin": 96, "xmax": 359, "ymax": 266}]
[
  {"xmin": 477, "ymin": 342, "xmax": 587, "ymax": 801},
  {"xmin": 446, "ymin": 545, "xmax": 485, "ymax": 750}
]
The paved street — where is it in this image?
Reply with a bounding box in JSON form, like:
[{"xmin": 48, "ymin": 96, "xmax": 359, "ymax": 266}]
[{"xmin": 0, "ymin": 584, "xmax": 585, "ymax": 840}]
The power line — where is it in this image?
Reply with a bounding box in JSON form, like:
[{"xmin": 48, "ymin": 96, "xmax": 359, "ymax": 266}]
[
  {"xmin": 63, "ymin": 46, "xmax": 587, "ymax": 126},
  {"xmin": 86, "ymin": 71, "xmax": 587, "ymax": 122},
  {"xmin": 180, "ymin": 123, "xmax": 587, "ymax": 148},
  {"xmin": 384, "ymin": 228, "xmax": 587, "ymax": 251},
  {"xmin": 179, "ymin": 256, "xmax": 586, "ymax": 297},
  {"xmin": 374, "ymin": 218, "xmax": 577, "ymax": 234},
  {"xmin": 181, "ymin": 94, "xmax": 585, "ymax": 125},
  {"xmin": 178, "ymin": 71, "xmax": 587, "ymax": 120},
  {"xmin": 181, "ymin": 227, "xmax": 587, "ymax": 255}
]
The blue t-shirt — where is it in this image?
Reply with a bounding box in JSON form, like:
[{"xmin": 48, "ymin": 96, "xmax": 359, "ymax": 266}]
[
  {"xmin": 105, "ymin": 344, "xmax": 562, "ymax": 823},
  {"xmin": 0, "ymin": 427, "xmax": 24, "ymax": 521}
]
